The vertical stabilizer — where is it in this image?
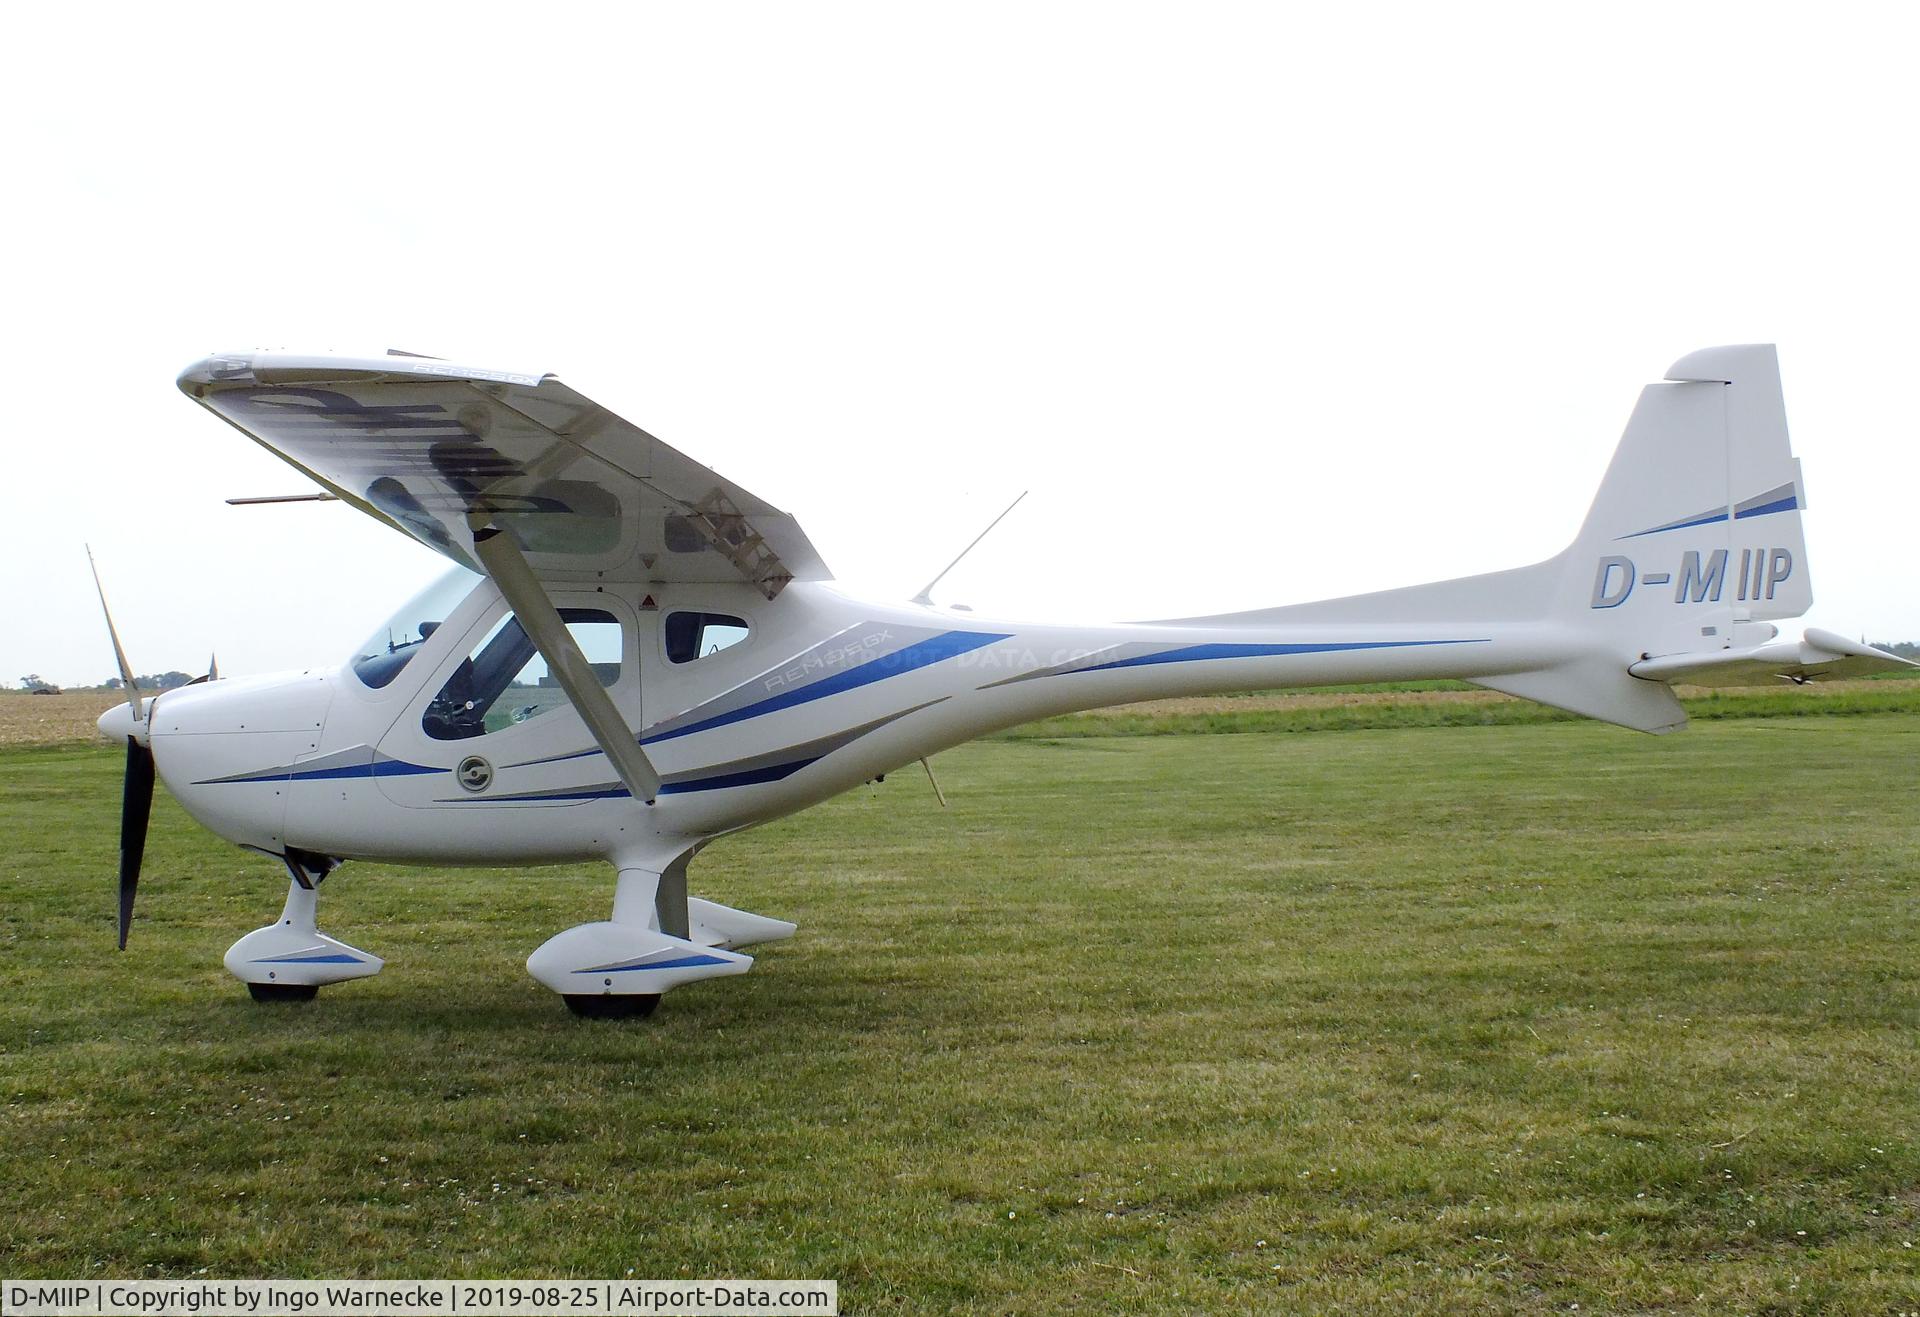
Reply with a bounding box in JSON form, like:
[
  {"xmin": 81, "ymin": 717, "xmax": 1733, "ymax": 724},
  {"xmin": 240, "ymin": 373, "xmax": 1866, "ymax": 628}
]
[
  {"xmin": 1475, "ymin": 345, "xmax": 1813, "ymax": 732},
  {"xmin": 1565, "ymin": 344, "xmax": 1810, "ymax": 654}
]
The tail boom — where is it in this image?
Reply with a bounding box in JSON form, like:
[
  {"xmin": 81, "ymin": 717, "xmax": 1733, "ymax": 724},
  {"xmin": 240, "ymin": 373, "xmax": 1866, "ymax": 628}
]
[{"xmin": 1094, "ymin": 345, "xmax": 1902, "ymax": 734}]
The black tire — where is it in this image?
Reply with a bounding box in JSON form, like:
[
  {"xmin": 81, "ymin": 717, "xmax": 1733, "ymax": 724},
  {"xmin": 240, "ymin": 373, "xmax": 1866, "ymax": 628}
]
[
  {"xmin": 563, "ymin": 993, "xmax": 661, "ymax": 1020},
  {"xmin": 247, "ymin": 982, "xmax": 319, "ymax": 1003}
]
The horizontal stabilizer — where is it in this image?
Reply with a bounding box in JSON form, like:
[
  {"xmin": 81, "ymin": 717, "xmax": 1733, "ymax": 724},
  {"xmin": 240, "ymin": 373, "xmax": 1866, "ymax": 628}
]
[
  {"xmin": 1472, "ymin": 655, "xmax": 1688, "ymax": 734},
  {"xmin": 1629, "ymin": 628, "xmax": 1917, "ymax": 687}
]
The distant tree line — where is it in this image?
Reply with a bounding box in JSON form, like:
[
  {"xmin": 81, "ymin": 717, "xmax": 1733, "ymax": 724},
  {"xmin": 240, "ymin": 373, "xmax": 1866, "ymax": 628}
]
[
  {"xmin": 104, "ymin": 672, "xmax": 198, "ymax": 691},
  {"xmin": 4, "ymin": 672, "xmax": 200, "ymax": 692},
  {"xmin": 1870, "ymin": 641, "xmax": 1920, "ymax": 661}
]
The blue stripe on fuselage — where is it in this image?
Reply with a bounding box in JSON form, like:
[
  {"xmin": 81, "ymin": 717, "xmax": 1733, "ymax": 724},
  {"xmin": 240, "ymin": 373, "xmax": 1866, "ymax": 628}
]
[
  {"xmin": 202, "ymin": 757, "xmax": 443, "ymax": 786},
  {"xmin": 1079, "ymin": 638, "xmax": 1489, "ymax": 673},
  {"xmin": 661, "ymin": 758, "xmax": 818, "ymax": 794},
  {"xmin": 1622, "ymin": 492, "xmax": 1798, "ymax": 539},
  {"xmin": 1734, "ymin": 494, "xmax": 1797, "ymax": 519},
  {"xmin": 452, "ymin": 757, "xmax": 820, "ymax": 803},
  {"xmin": 581, "ymin": 954, "xmax": 732, "ymax": 973},
  {"xmin": 288, "ymin": 759, "xmax": 442, "ymax": 781},
  {"xmin": 642, "ymin": 630, "xmax": 1008, "ymax": 744},
  {"xmin": 1622, "ymin": 510, "xmax": 1729, "ymax": 538}
]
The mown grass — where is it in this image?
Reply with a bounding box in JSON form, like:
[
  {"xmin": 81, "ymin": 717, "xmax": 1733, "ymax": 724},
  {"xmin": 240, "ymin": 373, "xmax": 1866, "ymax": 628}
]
[{"xmin": 3, "ymin": 718, "xmax": 1919, "ymax": 1312}]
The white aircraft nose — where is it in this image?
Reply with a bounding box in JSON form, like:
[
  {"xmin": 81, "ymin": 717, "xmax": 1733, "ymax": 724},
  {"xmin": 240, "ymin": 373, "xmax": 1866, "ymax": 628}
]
[{"xmin": 97, "ymin": 699, "xmax": 149, "ymax": 746}]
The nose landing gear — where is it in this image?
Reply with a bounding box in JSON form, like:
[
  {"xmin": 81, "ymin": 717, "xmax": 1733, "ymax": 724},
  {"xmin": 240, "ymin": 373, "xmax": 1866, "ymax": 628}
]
[{"xmin": 225, "ymin": 852, "xmax": 382, "ymax": 1002}]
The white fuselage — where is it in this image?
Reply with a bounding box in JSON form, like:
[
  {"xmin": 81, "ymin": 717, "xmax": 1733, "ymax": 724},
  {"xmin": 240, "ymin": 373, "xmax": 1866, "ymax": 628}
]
[{"xmin": 139, "ymin": 572, "xmax": 1567, "ymax": 875}]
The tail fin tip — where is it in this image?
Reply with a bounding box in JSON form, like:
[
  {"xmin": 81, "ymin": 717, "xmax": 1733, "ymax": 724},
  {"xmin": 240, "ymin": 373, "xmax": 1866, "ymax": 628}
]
[{"xmin": 1664, "ymin": 343, "xmax": 1777, "ymax": 384}]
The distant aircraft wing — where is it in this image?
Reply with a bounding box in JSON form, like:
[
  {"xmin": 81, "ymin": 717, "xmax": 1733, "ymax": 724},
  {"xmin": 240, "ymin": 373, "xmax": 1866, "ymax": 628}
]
[
  {"xmin": 177, "ymin": 351, "xmax": 829, "ymax": 598},
  {"xmin": 1630, "ymin": 628, "xmax": 1918, "ymax": 686}
]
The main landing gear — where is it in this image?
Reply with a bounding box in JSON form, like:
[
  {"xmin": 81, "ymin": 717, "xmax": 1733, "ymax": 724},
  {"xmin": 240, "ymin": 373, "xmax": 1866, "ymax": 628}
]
[
  {"xmin": 527, "ymin": 849, "xmax": 796, "ymax": 1020},
  {"xmin": 222, "ymin": 848, "xmax": 796, "ymax": 1017},
  {"xmin": 225, "ymin": 851, "xmax": 382, "ymax": 1002},
  {"xmin": 563, "ymin": 991, "xmax": 661, "ymax": 1020},
  {"xmin": 248, "ymin": 981, "xmax": 319, "ymax": 1003}
]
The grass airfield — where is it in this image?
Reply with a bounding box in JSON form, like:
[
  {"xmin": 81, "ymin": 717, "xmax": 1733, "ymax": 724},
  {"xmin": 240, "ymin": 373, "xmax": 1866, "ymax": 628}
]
[{"xmin": 3, "ymin": 700, "xmax": 1919, "ymax": 1312}]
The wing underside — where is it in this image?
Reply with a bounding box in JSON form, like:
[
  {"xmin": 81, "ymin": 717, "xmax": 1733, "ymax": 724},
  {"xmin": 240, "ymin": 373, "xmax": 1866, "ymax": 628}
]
[{"xmin": 178, "ymin": 351, "xmax": 828, "ymax": 596}]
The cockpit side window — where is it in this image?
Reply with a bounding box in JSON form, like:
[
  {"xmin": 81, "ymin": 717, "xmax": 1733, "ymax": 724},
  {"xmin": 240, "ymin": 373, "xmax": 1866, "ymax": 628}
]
[
  {"xmin": 423, "ymin": 608, "xmax": 622, "ymax": 741},
  {"xmin": 664, "ymin": 611, "xmax": 750, "ymax": 664}
]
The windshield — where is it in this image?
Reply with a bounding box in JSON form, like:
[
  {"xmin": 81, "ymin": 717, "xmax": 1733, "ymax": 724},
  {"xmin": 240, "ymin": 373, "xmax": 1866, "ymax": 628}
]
[{"xmin": 349, "ymin": 566, "xmax": 484, "ymax": 689}]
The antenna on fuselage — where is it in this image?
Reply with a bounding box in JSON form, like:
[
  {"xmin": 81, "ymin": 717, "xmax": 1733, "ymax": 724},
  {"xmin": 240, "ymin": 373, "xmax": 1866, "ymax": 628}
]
[
  {"xmin": 910, "ymin": 490, "xmax": 1028, "ymax": 606},
  {"xmin": 919, "ymin": 756, "xmax": 948, "ymax": 808}
]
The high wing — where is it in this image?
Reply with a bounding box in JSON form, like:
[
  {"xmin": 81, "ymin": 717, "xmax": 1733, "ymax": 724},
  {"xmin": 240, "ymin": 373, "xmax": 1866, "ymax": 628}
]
[{"xmin": 177, "ymin": 350, "xmax": 828, "ymax": 597}]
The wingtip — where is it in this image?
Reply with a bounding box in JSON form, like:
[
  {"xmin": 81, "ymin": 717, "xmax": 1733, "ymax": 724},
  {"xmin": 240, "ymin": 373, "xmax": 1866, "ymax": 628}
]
[{"xmin": 177, "ymin": 353, "xmax": 257, "ymax": 396}]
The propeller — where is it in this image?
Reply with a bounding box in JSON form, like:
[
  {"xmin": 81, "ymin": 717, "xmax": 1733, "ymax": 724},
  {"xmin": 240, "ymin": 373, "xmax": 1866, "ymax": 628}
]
[
  {"xmin": 117, "ymin": 735, "xmax": 155, "ymax": 950},
  {"xmin": 86, "ymin": 547, "xmax": 154, "ymax": 950}
]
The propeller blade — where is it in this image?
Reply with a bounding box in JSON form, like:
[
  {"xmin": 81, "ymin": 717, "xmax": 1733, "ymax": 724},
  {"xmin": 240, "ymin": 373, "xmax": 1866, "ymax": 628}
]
[
  {"xmin": 85, "ymin": 546, "xmax": 144, "ymax": 724},
  {"xmin": 88, "ymin": 548, "xmax": 156, "ymax": 948},
  {"xmin": 118, "ymin": 737, "xmax": 155, "ymax": 949}
]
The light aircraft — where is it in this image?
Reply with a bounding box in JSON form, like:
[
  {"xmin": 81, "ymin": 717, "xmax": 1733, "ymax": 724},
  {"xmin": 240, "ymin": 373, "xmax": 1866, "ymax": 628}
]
[{"xmin": 91, "ymin": 345, "xmax": 1912, "ymax": 1018}]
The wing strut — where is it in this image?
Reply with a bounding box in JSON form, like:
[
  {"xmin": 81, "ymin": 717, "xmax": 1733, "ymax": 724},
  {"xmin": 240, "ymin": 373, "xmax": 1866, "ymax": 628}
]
[{"xmin": 470, "ymin": 519, "xmax": 663, "ymax": 805}]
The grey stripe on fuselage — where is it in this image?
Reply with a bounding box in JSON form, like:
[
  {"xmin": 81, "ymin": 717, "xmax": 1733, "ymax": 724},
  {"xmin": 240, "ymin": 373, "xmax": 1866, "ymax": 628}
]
[
  {"xmin": 193, "ymin": 743, "xmax": 405, "ymax": 785},
  {"xmin": 974, "ymin": 643, "xmax": 1151, "ymax": 689},
  {"xmin": 641, "ymin": 622, "xmax": 956, "ymax": 740},
  {"xmin": 433, "ymin": 701, "xmax": 948, "ymax": 803},
  {"xmin": 1735, "ymin": 483, "xmax": 1796, "ymax": 515}
]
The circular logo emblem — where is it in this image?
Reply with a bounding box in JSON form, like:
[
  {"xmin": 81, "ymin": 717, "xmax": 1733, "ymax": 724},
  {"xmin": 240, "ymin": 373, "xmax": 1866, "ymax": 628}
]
[{"xmin": 456, "ymin": 755, "xmax": 494, "ymax": 793}]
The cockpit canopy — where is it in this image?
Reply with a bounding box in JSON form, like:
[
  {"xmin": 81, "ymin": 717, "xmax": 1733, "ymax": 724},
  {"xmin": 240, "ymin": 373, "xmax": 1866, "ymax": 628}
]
[
  {"xmin": 347, "ymin": 567, "xmax": 757, "ymax": 711},
  {"xmin": 349, "ymin": 566, "xmax": 483, "ymax": 690}
]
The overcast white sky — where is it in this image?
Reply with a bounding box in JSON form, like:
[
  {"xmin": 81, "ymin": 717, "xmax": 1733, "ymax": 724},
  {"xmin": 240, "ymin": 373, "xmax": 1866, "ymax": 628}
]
[{"xmin": 3, "ymin": 2, "xmax": 1915, "ymax": 687}]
